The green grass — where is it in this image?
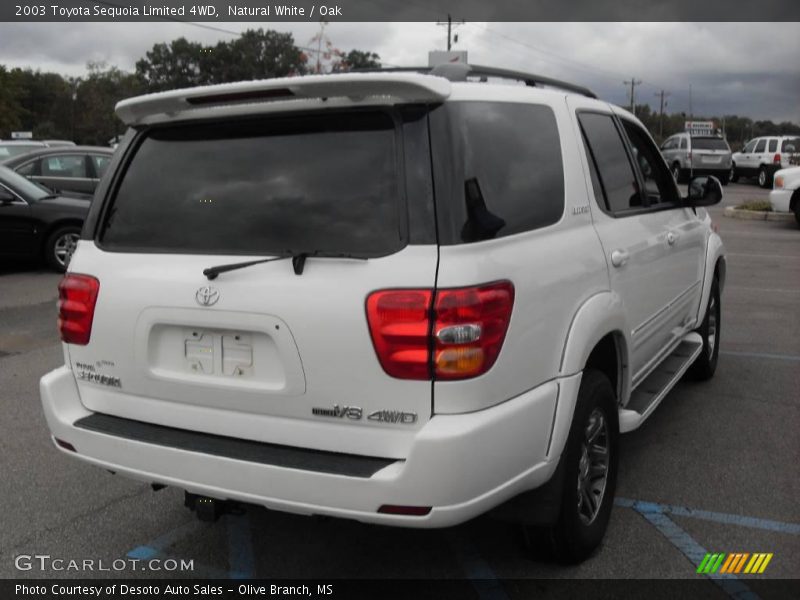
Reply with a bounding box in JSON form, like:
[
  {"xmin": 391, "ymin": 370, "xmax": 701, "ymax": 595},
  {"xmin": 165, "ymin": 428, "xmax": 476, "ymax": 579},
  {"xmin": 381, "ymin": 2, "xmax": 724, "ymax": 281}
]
[{"xmin": 736, "ymin": 200, "xmax": 772, "ymax": 212}]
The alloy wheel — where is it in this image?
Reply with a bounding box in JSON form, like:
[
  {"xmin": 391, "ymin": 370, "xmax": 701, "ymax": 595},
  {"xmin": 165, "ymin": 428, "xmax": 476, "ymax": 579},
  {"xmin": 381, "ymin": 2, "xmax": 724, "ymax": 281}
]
[
  {"xmin": 576, "ymin": 408, "xmax": 610, "ymax": 525},
  {"xmin": 54, "ymin": 232, "xmax": 80, "ymax": 268}
]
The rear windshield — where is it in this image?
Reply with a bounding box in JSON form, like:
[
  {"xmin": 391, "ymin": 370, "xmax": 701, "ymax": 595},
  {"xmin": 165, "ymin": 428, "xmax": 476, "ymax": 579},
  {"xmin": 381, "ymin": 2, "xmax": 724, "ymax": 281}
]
[
  {"xmin": 100, "ymin": 112, "xmax": 405, "ymax": 256},
  {"xmin": 782, "ymin": 138, "xmax": 800, "ymax": 152},
  {"xmin": 691, "ymin": 137, "xmax": 729, "ymax": 151}
]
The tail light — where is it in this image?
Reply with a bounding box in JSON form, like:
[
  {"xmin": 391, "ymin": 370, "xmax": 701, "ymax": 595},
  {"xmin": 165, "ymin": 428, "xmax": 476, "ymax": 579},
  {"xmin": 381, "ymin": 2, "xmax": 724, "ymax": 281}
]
[
  {"xmin": 58, "ymin": 274, "xmax": 100, "ymax": 345},
  {"xmin": 774, "ymin": 175, "xmax": 784, "ymax": 189},
  {"xmin": 366, "ymin": 281, "xmax": 514, "ymax": 381},
  {"xmin": 773, "ymin": 153, "xmax": 781, "ymax": 164}
]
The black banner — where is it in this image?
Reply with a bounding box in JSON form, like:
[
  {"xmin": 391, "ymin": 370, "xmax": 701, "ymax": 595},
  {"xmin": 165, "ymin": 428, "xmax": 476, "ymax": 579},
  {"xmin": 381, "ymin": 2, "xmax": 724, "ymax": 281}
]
[
  {"xmin": 2, "ymin": 0, "xmax": 800, "ymax": 22},
  {"xmin": 4, "ymin": 579, "xmax": 800, "ymax": 600}
]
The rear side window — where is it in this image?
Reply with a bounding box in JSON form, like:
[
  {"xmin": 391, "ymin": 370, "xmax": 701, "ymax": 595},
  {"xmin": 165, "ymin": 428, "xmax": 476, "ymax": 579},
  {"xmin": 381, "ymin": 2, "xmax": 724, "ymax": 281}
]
[
  {"xmin": 691, "ymin": 137, "xmax": 730, "ymax": 151},
  {"xmin": 91, "ymin": 155, "xmax": 112, "ymax": 178},
  {"xmin": 782, "ymin": 138, "xmax": 800, "ymax": 152},
  {"xmin": 42, "ymin": 155, "xmax": 87, "ymax": 178},
  {"xmin": 430, "ymin": 102, "xmax": 564, "ymax": 244},
  {"xmin": 578, "ymin": 112, "xmax": 639, "ymax": 213},
  {"xmin": 768, "ymin": 139, "xmax": 778, "ymax": 152},
  {"xmin": 100, "ymin": 112, "xmax": 407, "ymax": 256}
]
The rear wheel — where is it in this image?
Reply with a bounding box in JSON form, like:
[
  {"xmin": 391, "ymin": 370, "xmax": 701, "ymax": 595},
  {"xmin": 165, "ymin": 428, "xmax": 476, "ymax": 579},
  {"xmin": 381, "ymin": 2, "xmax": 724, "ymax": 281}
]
[
  {"xmin": 525, "ymin": 370, "xmax": 619, "ymax": 563},
  {"xmin": 729, "ymin": 164, "xmax": 739, "ymax": 183},
  {"xmin": 687, "ymin": 275, "xmax": 721, "ymax": 381},
  {"xmin": 758, "ymin": 166, "xmax": 770, "ymax": 188},
  {"xmin": 45, "ymin": 225, "xmax": 81, "ymax": 272},
  {"xmin": 793, "ymin": 199, "xmax": 800, "ymax": 229},
  {"xmin": 718, "ymin": 171, "xmax": 730, "ymax": 186}
]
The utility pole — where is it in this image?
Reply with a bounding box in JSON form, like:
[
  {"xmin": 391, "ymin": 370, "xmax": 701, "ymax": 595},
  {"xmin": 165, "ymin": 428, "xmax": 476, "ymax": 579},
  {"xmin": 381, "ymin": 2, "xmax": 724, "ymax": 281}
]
[
  {"xmin": 655, "ymin": 90, "xmax": 670, "ymax": 139},
  {"xmin": 689, "ymin": 83, "xmax": 693, "ymax": 121},
  {"xmin": 623, "ymin": 77, "xmax": 642, "ymax": 114},
  {"xmin": 436, "ymin": 14, "xmax": 464, "ymax": 51}
]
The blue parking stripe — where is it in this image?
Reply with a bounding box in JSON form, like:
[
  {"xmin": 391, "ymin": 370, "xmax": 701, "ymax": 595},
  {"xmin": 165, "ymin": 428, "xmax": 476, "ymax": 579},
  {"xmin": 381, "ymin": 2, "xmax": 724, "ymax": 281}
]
[
  {"xmin": 447, "ymin": 530, "xmax": 510, "ymax": 600},
  {"xmin": 226, "ymin": 513, "xmax": 255, "ymax": 579},
  {"xmin": 639, "ymin": 509, "xmax": 760, "ymax": 600},
  {"xmin": 615, "ymin": 497, "xmax": 800, "ymax": 535}
]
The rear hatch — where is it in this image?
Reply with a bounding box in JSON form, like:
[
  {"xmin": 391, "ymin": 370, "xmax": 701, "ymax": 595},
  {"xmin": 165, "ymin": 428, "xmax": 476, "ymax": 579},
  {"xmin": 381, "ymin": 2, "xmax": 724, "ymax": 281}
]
[
  {"xmin": 690, "ymin": 136, "xmax": 731, "ymax": 170},
  {"xmin": 780, "ymin": 137, "xmax": 800, "ymax": 168},
  {"xmin": 65, "ymin": 107, "xmax": 437, "ymax": 459}
]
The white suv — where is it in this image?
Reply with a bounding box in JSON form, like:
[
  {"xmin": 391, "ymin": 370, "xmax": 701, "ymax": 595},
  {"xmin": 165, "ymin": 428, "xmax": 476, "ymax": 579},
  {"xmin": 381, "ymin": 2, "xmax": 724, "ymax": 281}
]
[
  {"xmin": 731, "ymin": 135, "xmax": 800, "ymax": 188},
  {"xmin": 40, "ymin": 65, "xmax": 726, "ymax": 563}
]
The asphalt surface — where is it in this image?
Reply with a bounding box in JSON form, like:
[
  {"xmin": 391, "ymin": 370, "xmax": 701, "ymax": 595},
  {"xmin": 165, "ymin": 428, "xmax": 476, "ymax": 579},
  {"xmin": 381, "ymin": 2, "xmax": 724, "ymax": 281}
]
[{"xmin": 0, "ymin": 182, "xmax": 797, "ymax": 595}]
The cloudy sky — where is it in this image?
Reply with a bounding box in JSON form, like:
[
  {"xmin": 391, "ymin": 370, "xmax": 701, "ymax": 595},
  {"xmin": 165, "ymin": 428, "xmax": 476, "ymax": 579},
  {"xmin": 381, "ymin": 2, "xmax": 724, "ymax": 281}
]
[{"xmin": 1, "ymin": 21, "xmax": 798, "ymax": 122}]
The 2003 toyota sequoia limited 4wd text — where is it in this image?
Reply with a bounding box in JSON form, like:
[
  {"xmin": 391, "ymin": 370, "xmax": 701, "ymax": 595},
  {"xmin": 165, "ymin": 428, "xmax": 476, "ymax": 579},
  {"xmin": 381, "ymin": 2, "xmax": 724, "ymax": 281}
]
[{"xmin": 41, "ymin": 64, "xmax": 726, "ymax": 563}]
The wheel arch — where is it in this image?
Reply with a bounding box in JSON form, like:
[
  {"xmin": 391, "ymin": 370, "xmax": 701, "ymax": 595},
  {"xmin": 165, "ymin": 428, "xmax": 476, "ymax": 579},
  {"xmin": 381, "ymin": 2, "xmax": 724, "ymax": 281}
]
[{"xmin": 40, "ymin": 219, "xmax": 85, "ymax": 255}]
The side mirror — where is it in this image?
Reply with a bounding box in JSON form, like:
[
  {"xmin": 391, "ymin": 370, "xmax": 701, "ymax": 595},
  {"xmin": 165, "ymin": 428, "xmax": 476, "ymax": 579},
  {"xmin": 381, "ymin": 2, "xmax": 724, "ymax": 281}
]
[{"xmin": 686, "ymin": 176, "xmax": 723, "ymax": 207}]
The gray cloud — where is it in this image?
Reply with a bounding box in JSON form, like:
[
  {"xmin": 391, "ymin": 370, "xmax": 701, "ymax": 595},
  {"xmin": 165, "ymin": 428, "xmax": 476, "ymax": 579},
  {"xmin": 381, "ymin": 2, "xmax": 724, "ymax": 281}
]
[{"xmin": 0, "ymin": 22, "xmax": 797, "ymax": 122}]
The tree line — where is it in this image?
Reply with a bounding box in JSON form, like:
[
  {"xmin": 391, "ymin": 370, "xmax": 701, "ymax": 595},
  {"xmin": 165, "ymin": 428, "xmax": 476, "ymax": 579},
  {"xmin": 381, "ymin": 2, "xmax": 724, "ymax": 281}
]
[
  {"xmin": 0, "ymin": 29, "xmax": 379, "ymax": 145},
  {"xmin": 0, "ymin": 28, "xmax": 796, "ymax": 149}
]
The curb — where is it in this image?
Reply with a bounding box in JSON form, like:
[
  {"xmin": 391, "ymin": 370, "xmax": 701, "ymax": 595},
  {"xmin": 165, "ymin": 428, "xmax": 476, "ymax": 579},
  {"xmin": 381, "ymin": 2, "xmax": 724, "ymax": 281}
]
[{"xmin": 723, "ymin": 206, "xmax": 794, "ymax": 222}]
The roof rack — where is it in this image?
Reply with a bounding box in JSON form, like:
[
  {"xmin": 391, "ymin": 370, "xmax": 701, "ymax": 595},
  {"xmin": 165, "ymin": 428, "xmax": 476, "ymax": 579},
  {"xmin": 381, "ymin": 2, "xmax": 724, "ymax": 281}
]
[{"xmin": 355, "ymin": 63, "xmax": 597, "ymax": 99}]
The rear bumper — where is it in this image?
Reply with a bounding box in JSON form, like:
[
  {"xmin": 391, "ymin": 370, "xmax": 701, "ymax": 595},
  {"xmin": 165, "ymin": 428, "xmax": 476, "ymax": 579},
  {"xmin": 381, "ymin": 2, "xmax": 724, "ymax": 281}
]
[
  {"xmin": 41, "ymin": 366, "xmax": 570, "ymax": 528},
  {"xmin": 769, "ymin": 188, "xmax": 793, "ymax": 213}
]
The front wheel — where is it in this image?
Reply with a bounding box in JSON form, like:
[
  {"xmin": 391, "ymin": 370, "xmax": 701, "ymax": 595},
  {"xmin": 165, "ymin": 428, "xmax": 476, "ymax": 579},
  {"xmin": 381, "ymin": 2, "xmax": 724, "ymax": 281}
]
[
  {"xmin": 527, "ymin": 370, "xmax": 619, "ymax": 563},
  {"xmin": 45, "ymin": 225, "xmax": 81, "ymax": 272},
  {"xmin": 729, "ymin": 164, "xmax": 739, "ymax": 183},
  {"xmin": 671, "ymin": 163, "xmax": 685, "ymax": 184},
  {"xmin": 687, "ymin": 275, "xmax": 721, "ymax": 381}
]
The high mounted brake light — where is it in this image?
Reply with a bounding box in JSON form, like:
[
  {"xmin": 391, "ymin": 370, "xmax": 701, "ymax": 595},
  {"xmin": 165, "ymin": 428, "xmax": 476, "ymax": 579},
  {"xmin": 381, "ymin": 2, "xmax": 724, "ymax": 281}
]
[
  {"xmin": 58, "ymin": 274, "xmax": 100, "ymax": 345},
  {"xmin": 366, "ymin": 281, "xmax": 514, "ymax": 380}
]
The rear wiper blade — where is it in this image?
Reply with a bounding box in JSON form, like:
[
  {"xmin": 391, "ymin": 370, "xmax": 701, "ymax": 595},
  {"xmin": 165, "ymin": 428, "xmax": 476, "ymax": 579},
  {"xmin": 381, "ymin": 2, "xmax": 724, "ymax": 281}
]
[
  {"xmin": 203, "ymin": 255, "xmax": 291, "ymax": 280},
  {"xmin": 203, "ymin": 251, "xmax": 367, "ymax": 280}
]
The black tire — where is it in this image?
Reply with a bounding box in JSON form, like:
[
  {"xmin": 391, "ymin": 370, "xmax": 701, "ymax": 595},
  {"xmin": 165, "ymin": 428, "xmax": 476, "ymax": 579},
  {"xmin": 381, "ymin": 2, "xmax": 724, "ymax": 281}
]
[
  {"xmin": 671, "ymin": 163, "xmax": 685, "ymax": 184},
  {"xmin": 729, "ymin": 164, "xmax": 739, "ymax": 183},
  {"xmin": 757, "ymin": 166, "xmax": 771, "ymax": 189},
  {"xmin": 718, "ymin": 172, "xmax": 730, "ymax": 186},
  {"xmin": 44, "ymin": 225, "xmax": 81, "ymax": 272},
  {"xmin": 686, "ymin": 275, "xmax": 721, "ymax": 381},
  {"xmin": 527, "ymin": 370, "xmax": 619, "ymax": 564},
  {"xmin": 793, "ymin": 201, "xmax": 800, "ymax": 229}
]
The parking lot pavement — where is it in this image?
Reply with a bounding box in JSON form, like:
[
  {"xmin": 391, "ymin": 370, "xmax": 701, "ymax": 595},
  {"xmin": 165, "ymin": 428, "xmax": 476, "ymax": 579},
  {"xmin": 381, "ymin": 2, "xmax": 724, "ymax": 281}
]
[{"xmin": 0, "ymin": 182, "xmax": 797, "ymax": 591}]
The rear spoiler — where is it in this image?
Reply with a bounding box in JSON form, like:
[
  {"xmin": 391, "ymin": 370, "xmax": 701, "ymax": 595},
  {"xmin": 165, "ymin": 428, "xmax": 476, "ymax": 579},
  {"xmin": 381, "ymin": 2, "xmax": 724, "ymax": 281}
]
[{"xmin": 115, "ymin": 73, "xmax": 452, "ymax": 125}]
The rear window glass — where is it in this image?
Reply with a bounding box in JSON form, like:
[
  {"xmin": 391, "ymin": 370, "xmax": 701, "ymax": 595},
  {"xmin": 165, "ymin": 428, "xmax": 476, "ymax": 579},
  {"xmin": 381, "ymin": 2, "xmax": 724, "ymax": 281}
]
[
  {"xmin": 431, "ymin": 102, "xmax": 564, "ymax": 243},
  {"xmin": 100, "ymin": 112, "xmax": 405, "ymax": 256},
  {"xmin": 691, "ymin": 137, "xmax": 729, "ymax": 151},
  {"xmin": 782, "ymin": 138, "xmax": 800, "ymax": 152}
]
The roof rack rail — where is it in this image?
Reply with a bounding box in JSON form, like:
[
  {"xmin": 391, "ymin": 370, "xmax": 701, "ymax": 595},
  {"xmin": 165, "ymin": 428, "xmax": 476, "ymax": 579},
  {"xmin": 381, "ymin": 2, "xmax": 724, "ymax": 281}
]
[{"xmin": 355, "ymin": 63, "xmax": 597, "ymax": 99}]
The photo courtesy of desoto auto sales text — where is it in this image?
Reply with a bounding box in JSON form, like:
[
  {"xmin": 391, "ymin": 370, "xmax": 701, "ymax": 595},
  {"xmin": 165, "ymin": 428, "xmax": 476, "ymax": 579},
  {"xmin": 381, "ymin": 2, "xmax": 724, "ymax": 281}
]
[{"xmin": 0, "ymin": 0, "xmax": 798, "ymax": 598}]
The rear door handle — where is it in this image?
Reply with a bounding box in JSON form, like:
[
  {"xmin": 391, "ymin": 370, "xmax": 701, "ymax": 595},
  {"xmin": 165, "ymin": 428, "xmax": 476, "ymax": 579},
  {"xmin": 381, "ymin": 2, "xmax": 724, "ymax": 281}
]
[{"xmin": 610, "ymin": 249, "xmax": 629, "ymax": 268}]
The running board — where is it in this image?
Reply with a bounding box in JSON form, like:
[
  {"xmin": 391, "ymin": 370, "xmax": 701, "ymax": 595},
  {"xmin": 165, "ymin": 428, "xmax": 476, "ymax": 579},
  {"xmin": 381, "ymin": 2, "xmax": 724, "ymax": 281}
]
[{"xmin": 618, "ymin": 332, "xmax": 703, "ymax": 433}]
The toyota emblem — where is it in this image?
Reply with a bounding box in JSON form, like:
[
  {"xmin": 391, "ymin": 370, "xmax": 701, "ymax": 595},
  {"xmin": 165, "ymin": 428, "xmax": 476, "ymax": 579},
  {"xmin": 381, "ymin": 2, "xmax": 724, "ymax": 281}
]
[{"xmin": 195, "ymin": 285, "xmax": 220, "ymax": 307}]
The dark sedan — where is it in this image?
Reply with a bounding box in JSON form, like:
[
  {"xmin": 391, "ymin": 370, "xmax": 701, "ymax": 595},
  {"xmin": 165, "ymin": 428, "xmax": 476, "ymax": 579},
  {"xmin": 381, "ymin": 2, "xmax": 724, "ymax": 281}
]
[
  {"xmin": 0, "ymin": 166, "xmax": 90, "ymax": 272},
  {"xmin": 1, "ymin": 146, "xmax": 114, "ymax": 196}
]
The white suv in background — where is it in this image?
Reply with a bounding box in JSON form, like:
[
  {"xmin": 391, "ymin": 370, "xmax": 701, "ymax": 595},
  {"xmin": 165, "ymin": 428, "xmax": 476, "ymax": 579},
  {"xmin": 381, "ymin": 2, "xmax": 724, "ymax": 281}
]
[
  {"xmin": 40, "ymin": 64, "xmax": 725, "ymax": 563},
  {"xmin": 731, "ymin": 135, "xmax": 800, "ymax": 188}
]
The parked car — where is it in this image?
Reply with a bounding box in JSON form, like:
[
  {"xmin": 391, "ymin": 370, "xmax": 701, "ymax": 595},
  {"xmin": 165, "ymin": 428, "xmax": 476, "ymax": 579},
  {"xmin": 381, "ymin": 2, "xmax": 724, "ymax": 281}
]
[
  {"xmin": 0, "ymin": 165, "xmax": 89, "ymax": 271},
  {"xmin": 41, "ymin": 140, "xmax": 77, "ymax": 148},
  {"xmin": 660, "ymin": 132, "xmax": 732, "ymax": 184},
  {"xmin": 769, "ymin": 166, "xmax": 800, "ymax": 227},
  {"xmin": 1, "ymin": 146, "xmax": 114, "ymax": 195},
  {"xmin": 731, "ymin": 136, "xmax": 800, "ymax": 188},
  {"xmin": 40, "ymin": 65, "xmax": 725, "ymax": 563},
  {"xmin": 0, "ymin": 140, "xmax": 49, "ymax": 159}
]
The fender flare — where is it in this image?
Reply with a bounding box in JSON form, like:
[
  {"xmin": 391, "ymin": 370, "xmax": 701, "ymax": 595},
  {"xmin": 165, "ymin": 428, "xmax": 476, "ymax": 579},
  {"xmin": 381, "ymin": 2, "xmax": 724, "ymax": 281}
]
[{"xmin": 696, "ymin": 233, "xmax": 726, "ymax": 324}]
